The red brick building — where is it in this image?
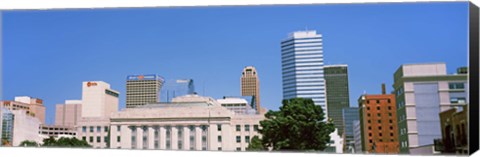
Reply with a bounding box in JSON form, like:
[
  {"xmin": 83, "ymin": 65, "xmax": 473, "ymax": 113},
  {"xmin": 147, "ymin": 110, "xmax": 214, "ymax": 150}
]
[{"xmin": 358, "ymin": 84, "xmax": 399, "ymax": 154}]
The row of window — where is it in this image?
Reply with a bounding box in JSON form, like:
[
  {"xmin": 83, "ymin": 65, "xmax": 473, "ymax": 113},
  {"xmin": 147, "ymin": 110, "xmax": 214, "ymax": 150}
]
[
  {"xmin": 82, "ymin": 126, "xmax": 109, "ymax": 133},
  {"xmin": 367, "ymin": 119, "xmax": 394, "ymax": 124},
  {"xmin": 366, "ymin": 99, "xmax": 391, "ymax": 104},
  {"xmin": 235, "ymin": 124, "xmax": 259, "ymax": 132},
  {"xmin": 399, "ymin": 128, "xmax": 407, "ymax": 135},
  {"xmin": 366, "ymin": 106, "xmax": 393, "ymax": 111},
  {"xmin": 82, "ymin": 136, "xmax": 108, "ymax": 143},
  {"xmin": 235, "ymin": 135, "xmax": 251, "ymax": 143}
]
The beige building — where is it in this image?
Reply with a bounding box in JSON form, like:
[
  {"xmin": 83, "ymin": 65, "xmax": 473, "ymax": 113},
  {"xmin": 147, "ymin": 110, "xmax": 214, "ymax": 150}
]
[
  {"xmin": 55, "ymin": 100, "xmax": 82, "ymax": 127},
  {"xmin": 82, "ymin": 81, "xmax": 119, "ymax": 118},
  {"xmin": 39, "ymin": 124, "xmax": 76, "ymax": 138},
  {"xmin": 126, "ymin": 74, "xmax": 164, "ymax": 108},
  {"xmin": 108, "ymin": 94, "xmax": 265, "ymax": 151},
  {"xmin": 11, "ymin": 110, "xmax": 42, "ymax": 146},
  {"xmin": 240, "ymin": 66, "xmax": 261, "ymax": 112},
  {"xmin": 0, "ymin": 96, "xmax": 46, "ymax": 124}
]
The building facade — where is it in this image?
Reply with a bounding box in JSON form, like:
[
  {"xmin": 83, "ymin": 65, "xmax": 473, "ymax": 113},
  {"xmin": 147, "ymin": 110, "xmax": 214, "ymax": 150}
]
[
  {"xmin": 1, "ymin": 107, "xmax": 14, "ymax": 146},
  {"xmin": 240, "ymin": 66, "xmax": 261, "ymax": 112},
  {"xmin": 438, "ymin": 105, "xmax": 468, "ymax": 154},
  {"xmin": 325, "ymin": 64, "xmax": 350, "ymax": 136},
  {"xmin": 160, "ymin": 79, "xmax": 195, "ymax": 103},
  {"xmin": 11, "ymin": 110, "xmax": 42, "ymax": 146},
  {"xmin": 358, "ymin": 84, "xmax": 399, "ymax": 154},
  {"xmin": 126, "ymin": 74, "xmax": 164, "ymax": 108},
  {"xmin": 82, "ymin": 81, "xmax": 119, "ymax": 118},
  {"xmin": 55, "ymin": 100, "xmax": 82, "ymax": 127},
  {"xmin": 109, "ymin": 94, "xmax": 264, "ymax": 151},
  {"xmin": 281, "ymin": 30, "xmax": 327, "ymax": 113},
  {"xmin": 40, "ymin": 125, "xmax": 76, "ymax": 138},
  {"xmin": 393, "ymin": 63, "xmax": 468, "ymax": 154},
  {"xmin": 353, "ymin": 120, "xmax": 362, "ymax": 153},
  {"xmin": 76, "ymin": 117, "xmax": 111, "ymax": 148},
  {"xmin": 342, "ymin": 107, "xmax": 359, "ymax": 153},
  {"xmin": 0, "ymin": 96, "xmax": 46, "ymax": 124}
]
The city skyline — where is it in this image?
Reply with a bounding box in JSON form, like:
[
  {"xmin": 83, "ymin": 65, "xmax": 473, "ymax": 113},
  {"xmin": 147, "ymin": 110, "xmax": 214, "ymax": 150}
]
[{"xmin": 2, "ymin": 2, "xmax": 469, "ymax": 125}]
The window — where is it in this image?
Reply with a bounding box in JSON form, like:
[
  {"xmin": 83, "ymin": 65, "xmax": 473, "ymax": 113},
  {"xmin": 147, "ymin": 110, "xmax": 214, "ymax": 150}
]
[
  {"xmin": 367, "ymin": 107, "xmax": 370, "ymax": 110},
  {"xmin": 245, "ymin": 125, "xmax": 250, "ymax": 132},
  {"xmin": 390, "ymin": 133, "xmax": 394, "ymax": 136},
  {"xmin": 368, "ymin": 126, "xmax": 372, "ymax": 130},
  {"xmin": 117, "ymin": 126, "xmax": 121, "ymax": 132},
  {"xmin": 82, "ymin": 126, "xmax": 87, "ymax": 133},
  {"xmin": 97, "ymin": 136, "xmax": 101, "ymax": 143},
  {"xmin": 368, "ymin": 120, "xmax": 371, "ymax": 123},
  {"xmin": 236, "ymin": 147, "xmax": 241, "ymax": 151},
  {"xmin": 388, "ymin": 113, "xmax": 392, "ymax": 117},
  {"xmin": 245, "ymin": 136, "xmax": 250, "ymax": 143},
  {"xmin": 254, "ymin": 125, "xmax": 259, "ymax": 131},
  {"xmin": 449, "ymin": 82, "xmax": 465, "ymax": 89},
  {"xmin": 117, "ymin": 136, "xmax": 121, "ymax": 142},
  {"xmin": 369, "ymin": 139, "xmax": 373, "ymax": 143},
  {"xmin": 82, "ymin": 136, "xmax": 86, "ymax": 141},
  {"xmin": 378, "ymin": 120, "xmax": 381, "ymax": 123},
  {"xmin": 89, "ymin": 137, "xmax": 94, "ymax": 142},
  {"xmin": 376, "ymin": 100, "xmax": 380, "ymax": 104},
  {"xmin": 236, "ymin": 125, "xmax": 241, "ymax": 131},
  {"xmin": 97, "ymin": 126, "xmax": 101, "ymax": 132},
  {"xmin": 236, "ymin": 136, "xmax": 241, "ymax": 143},
  {"xmin": 377, "ymin": 113, "xmax": 381, "ymax": 117},
  {"xmin": 390, "ymin": 126, "xmax": 394, "ymax": 130},
  {"xmin": 450, "ymin": 97, "xmax": 466, "ymax": 104},
  {"xmin": 387, "ymin": 99, "xmax": 391, "ymax": 103},
  {"xmin": 379, "ymin": 133, "xmax": 383, "ymax": 137},
  {"xmin": 377, "ymin": 107, "xmax": 380, "ymax": 110},
  {"xmin": 367, "ymin": 113, "xmax": 371, "ymax": 117},
  {"xmin": 378, "ymin": 126, "xmax": 382, "ymax": 130},
  {"xmin": 218, "ymin": 136, "xmax": 222, "ymax": 142},
  {"xmin": 90, "ymin": 126, "xmax": 94, "ymax": 132},
  {"xmin": 218, "ymin": 147, "xmax": 222, "ymax": 151},
  {"xmin": 104, "ymin": 137, "xmax": 109, "ymax": 143},
  {"xmin": 104, "ymin": 126, "xmax": 108, "ymax": 132},
  {"xmin": 217, "ymin": 124, "xmax": 222, "ymax": 131},
  {"xmin": 202, "ymin": 147, "xmax": 207, "ymax": 151},
  {"xmin": 369, "ymin": 133, "xmax": 372, "ymax": 137},
  {"xmin": 367, "ymin": 100, "xmax": 370, "ymax": 104},
  {"xmin": 388, "ymin": 106, "xmax": 392, "ymax": 110}
]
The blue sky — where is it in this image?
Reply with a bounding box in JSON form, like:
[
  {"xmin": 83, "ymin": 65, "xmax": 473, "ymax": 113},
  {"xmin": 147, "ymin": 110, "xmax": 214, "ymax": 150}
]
[{"xmin": 2, "ymin": 2, "xmax": 469, "ymax": 125}]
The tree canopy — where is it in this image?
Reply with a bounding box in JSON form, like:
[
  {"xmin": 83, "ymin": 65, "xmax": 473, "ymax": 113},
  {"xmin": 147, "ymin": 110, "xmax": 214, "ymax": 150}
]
[
  {"xmin": 42, "ymin": 136, "xmax": 92, "ymax": 148},
  {"xmin": 250, "ymin": 98, "xmax": 335, "ymax": 151},
  {"xmin": 18, "ymin": 140, "xmax": 39, "ymax": 147}
]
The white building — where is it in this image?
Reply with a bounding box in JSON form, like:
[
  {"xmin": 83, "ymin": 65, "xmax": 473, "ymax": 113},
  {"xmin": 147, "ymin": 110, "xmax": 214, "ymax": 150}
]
[
  {"xmin": 81, "ymin": 81, "xmax": 119, "ymax": 118},
  {"xmin": 11, "ymin": 110, "xmax": 42, "ymax": 146},
  {"xmin": 281, "ymin": 30, "xmax": 327, "ymax": 114},
  {"xmin": 393, "ymin": 63, "xmax": 468, "ymax": 154},
  {"xmin": 76, "ymin": 117, "xmax": 110, "ymax": 148},
  {"xmin": 55, "ymin": 100, "xmax": 82, "ymax": 127},
  {"xmin": 108, "ymin": 94, "xmax": 265, "ymax": 151}
]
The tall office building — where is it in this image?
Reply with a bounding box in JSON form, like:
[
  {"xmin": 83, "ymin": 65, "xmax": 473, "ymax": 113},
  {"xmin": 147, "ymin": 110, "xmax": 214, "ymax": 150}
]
[
  {"xmin": 342, "ymin": 107, "xmax": 359, "ymax": 153},
  {"xmin": 358, "ymin": 84, "xmax": 399, "ymax": 154},
  {"xmin": 0, "ymin": 96, "xmax": 46, "ymax": 124},
  {"xmin": 126, "ymin": 74, "xmax": 164, "ymax": 108},
  {"xmin": 82, "ymin": 81, "xmax": 119, "ymax": 118},
  {"xmin": 353, "ymin": 120, "xmax": 362, "ymax": 153},
  {"xmin": 55, "ymin": 100, "xmax": 82, "ymax": 127},
  {"xmin": 325, "ymin": 65, "xmax": 350, "ymax": 136},
  {"xmin": 160, "ymin": 79, "xmax": 195, "ymax": 102},
  {"xmin": 281, "ymin": 30, "xmax": 327, "ymax": 113},
  {"xmin": 241, "ymin": 66, "xmax": 261, "ymax": 111},
  {"xmin": 393, "ymin": 63, "xmax": 468, "ymax": 154}
]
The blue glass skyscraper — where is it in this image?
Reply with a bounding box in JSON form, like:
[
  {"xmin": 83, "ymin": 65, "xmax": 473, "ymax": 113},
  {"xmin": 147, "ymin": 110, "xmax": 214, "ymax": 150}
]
[{"xmin": 281, "ymin": 30, "xmax": 327, "ymax": 113}]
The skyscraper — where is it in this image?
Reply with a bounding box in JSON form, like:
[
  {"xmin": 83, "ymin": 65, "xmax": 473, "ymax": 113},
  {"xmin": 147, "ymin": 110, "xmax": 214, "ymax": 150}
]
[
  {"xmin": 325, "ymin": 64, "xmax": 350, "ymax": 136},
  {"xmin": 160, "ymin": 79, "xmax": 195, "ymax": 102},
  {"xmin": 82, "ymin": 81, "xmax": 119, "ymax": 118},
  {"xmin": 281, "ymin": 30, "xmax": 326, "ymax": 112},
  {"xmin": 241, "ymin": 66, "xmax": 261, "ymax": 111},
  {"xmin": 393, "ymin": 63, "xmax": 468, "ymax": 154},
  {"xmin": 126, "ymin": 74, "xmax": 164, "ymax": 108}
]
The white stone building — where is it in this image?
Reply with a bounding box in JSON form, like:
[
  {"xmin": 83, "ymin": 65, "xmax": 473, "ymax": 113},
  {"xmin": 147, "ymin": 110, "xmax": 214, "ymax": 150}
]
[{"xmin": 108, "ymin": 94, "xmax": 265, "ymax": 151}]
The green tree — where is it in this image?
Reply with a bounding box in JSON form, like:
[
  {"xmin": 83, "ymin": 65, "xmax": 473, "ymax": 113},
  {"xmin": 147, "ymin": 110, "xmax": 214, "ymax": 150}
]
[
  {"xmin": 41, "ymin": 136, "xmax": 92, "ymax": 148},
  {"xmin": 246, "ymin": 136, "xmax": 265, "ymax": 151},
  {"xmin": 18, "ymin": 140, "xmax": 39, "ymax": 147},
  {"xmin": 256, "ymin": 98, "xmax": 335, "ymax": 151}
]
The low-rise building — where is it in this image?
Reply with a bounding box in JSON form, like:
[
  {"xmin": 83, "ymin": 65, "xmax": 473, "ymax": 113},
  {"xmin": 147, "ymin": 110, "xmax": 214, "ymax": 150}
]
[
  {"xmin": 0, "ymin": 96, "xmax": 46, "ymax": 124},
  {"xmin": 438, "ymin": 105, "xmax": 468, "ymax": 154},
  {"xmin": 109, "ymin": 94, "xmax": 265, "ymax": 151},
  {"xmin": 11, "ymin": 110, "xmax": 42, "ymax": 146},
  {"xmin": 39, "ymin": 125, "xmax": 77, "ymax": 138}
]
